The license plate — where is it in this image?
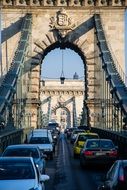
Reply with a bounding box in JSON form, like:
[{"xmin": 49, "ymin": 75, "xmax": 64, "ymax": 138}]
[{"xmin": 96, "ymin": 152, "xmax": 105, "ymax": 156}]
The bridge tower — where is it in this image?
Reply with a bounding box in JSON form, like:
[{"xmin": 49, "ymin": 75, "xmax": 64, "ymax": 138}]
[{"xmin": 0, "ymin": 0, "xmax": 127, "ymax": 129}]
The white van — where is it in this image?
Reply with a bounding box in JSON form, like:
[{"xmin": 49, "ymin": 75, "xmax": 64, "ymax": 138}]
[{"xmin": 28, "ymin": 129, "xmax": 54, "ymax": 160}]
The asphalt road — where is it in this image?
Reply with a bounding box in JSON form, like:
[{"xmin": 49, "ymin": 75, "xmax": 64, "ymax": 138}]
[{"xmin": 45, "ymin": 133, "xmax": 110, "ymax": 190}]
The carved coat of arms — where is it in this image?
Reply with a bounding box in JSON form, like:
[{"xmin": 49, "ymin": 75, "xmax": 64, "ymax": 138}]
[{"xmin": 50, "ymin": 8, "xmax": 75, "ymax": 37}]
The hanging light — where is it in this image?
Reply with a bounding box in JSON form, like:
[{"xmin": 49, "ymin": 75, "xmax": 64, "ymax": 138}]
[{"xmin": 60, "ymin": 49, "xmax": 65, "ymax": 84}]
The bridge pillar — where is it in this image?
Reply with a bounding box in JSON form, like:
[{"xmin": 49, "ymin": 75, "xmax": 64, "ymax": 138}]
[{"xmin": 26, "ymin": 63, "xmax": 41, "ymax": 129}]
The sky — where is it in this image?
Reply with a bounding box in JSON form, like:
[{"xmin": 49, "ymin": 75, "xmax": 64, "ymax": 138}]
[
  {"xmin": 42, "ymin": 10, "xmax": 127, "ymax": 79},
  {"xmin": 41, "ymin": 48, "xmax": 84, "ymax": 80}
]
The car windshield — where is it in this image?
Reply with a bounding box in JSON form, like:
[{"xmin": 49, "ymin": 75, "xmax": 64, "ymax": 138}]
[
  {"xmin": 29, "ymin": 137, "xmax": 50, "ymax": 144},
  {"xmin": 0, "ymin": 162, "xmax": 35, "ymax": 180},
  {"xmin": 86, "ymin": 140, "xmax": 114, "ymax": 149},
  {"xmin": 78, "ymin": 134, "xmax": 99, "ymax": 141},
  {"xmin": 3, "ymin": 148, "xmax": 39, "ymax": 158}
]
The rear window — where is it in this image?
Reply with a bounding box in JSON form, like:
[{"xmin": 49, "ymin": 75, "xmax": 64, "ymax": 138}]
[
  {"xmin": 100, "ymin": 140, "xmax": 114, "ymax": 149},
  {"xmin": 78, "ymin": 134, "xmax": 99, "ymax": 141},
  {"xmin": 86, "ymin": 140, "xmax": 114, "ymax": 149},
  {"xmin": 87, "ymin": 140, "xmax": 100, "ymax": 148},
  {"xmin": 29, "ymin": 137, "xmax": 50, "ymax": 144}
]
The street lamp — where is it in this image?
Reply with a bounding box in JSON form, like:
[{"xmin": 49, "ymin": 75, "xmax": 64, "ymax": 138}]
[{"xmin": 60, "ymin": 49, "xmax": 65, "ymax": 84}]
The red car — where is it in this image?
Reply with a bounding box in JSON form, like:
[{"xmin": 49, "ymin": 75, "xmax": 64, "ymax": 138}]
[
  {"xmin": 98, "ymin": 160, "xmax": 127, "ymax": 190},
  {"xmin": 80, "ymin": 139, "xmax": 118, "ymax": 168}
]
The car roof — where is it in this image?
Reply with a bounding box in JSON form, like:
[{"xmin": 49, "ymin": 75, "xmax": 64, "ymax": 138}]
[
  {"xmin": 5, "ymin": 144, "xmax": 40, "ymax": 149},
  {"xmin": 32, "ymin": 129, "xmax": 51, "ymax": 133},
  {"xmin": 77, "ymin": 132, "xmax": 99, "ymax": 136},
  {"xmin": 0, "ymin": 157, "xmax": 33, "ymax": 162},
  {"xmin": 73, "ymin": 129, "xmax": 85, "ymax": 133},
  {"xmin": 86, "ymin": 138, "xmax": 113, "ymax": 142},
  {"xmin": 117, "ymin": 160, "xmax": 127, "ymax": 163},
  {"xmin": 31, "ymin": 133, "xmax": 50, "ymax": 137}
]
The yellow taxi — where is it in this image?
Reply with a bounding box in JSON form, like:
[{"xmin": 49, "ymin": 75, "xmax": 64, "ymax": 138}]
[{"xmin": 73, "ymin": 132, "xmax": 99, "ymax": 158}]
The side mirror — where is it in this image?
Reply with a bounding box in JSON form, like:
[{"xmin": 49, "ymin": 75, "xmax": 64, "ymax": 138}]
[{"xmin": 40, "ymin": 174, "xmax": 50, "ymax": 182}]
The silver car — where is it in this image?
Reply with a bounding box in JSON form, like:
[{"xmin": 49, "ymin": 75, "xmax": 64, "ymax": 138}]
[
  {"xmin": 0, "ymin": 157, "xmax": 49, "ymax": 190},
  {"xmin": 1, "ymin": 144, "xmax": 46, "ymax": 174}
]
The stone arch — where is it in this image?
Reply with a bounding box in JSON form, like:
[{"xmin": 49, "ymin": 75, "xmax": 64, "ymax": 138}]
[
  {"xmin": 29, "ymin": 14, "xmax": 102, "ymax": 128},
  {"xmin": 51, "ymin": 104, "xmax": 71, "ymax": 127}
]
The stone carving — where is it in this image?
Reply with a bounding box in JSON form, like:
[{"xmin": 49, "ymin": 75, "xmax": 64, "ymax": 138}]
[
  {"xmin": 57, "ymin": 95, "xmax": 65, "ymax": 105},
  {"xmin": 50, "ymin": 8, "xmax": 76, "ymax": 37}
]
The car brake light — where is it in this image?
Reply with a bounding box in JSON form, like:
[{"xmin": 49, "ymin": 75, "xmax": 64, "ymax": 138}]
[
  {"xmin": 108, "ymin": 150, "xmax": 117, "ymax": 157},
  {"xmin": 84, "ymin": 150, "xmax": 93, "ymax": 156},
  {"xmin": 119, "ymin": 167, "xmax": 125, "ymax": 182}
]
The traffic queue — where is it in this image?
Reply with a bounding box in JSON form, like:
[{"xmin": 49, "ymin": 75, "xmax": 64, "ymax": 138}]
[
  {"xmin": 0, "ymin": 127, "xmax": 60, "ymax": 190},
  {"xmin": 65, "ymin": 126, "xmax": 127, "ymax": 190}
]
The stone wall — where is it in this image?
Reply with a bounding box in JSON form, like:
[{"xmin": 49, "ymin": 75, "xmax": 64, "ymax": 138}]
[
  {"xmin": 40, "ymin": 79, "xmax": 84, "ymax": 127},
  {"xmin": 1, "ymin": 5, "xmax": 126, "ymax": 128}
]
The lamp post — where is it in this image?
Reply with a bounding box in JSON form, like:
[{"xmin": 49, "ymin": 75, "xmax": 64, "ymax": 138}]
[{"xmin": 60, "ymin": 49, "xmax": 65, "ymax": 84}]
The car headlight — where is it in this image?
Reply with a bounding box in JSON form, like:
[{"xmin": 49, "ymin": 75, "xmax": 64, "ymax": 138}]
[{"xmin": 36, "ymin": 164, "xmax": 39, "ymax": 168}]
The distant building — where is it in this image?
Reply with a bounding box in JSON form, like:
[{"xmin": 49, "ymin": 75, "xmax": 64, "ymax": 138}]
[{"xmin": 73, "ymin": 72, "xmax": 79, "ymax": 79}]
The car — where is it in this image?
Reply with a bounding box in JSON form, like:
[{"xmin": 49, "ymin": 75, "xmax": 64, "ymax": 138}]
[
  {"xmin": 73, "ymin": 132, "xmax": 99, "ymax": 158},
  {"xmin": 28, "ymin": 129, "xmax": 56, "ymax": 153},
  {"xmin": 66, "ymin": 128, "xmax": 74, "ymax": 139},
  {"xmin": 78, "ymin": 125, "xmax": 91, "ymax": 131},
  {"xmin": 1, "ymin": 144, "xmax": 46, "ymax": 174},
  {"xmin": 66, "ymin": 127, "xmax": 77, "ymax": 139},
  {"xmin": 29, "ymin": 129, "xmax": 53, "ymax": 144},
  {"xmin": 0, "ymin": 157, "xmax": 50, "ymax": 190},
  {"xmin": 28, "ymin": 133, "xmax": 54, "ymax": 160},
  {"xmin": 98, "ymin": 160, "xmax": 127, "ymax": 190},
  {"xmin": 80, "ymin": 139, "xmax": 118, "ymax": 168},
  {"xmin": 70, "ymin": 129, "xmax": 85, "ymax": 144},
  {"xmin": 51, "ymin": 129, "xmax": 59, "ymax": 145}
]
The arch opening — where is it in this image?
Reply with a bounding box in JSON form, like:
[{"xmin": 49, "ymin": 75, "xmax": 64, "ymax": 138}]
[{"xmin": 40, "ymin": 42, "xmax": 89, "ymax": 128}]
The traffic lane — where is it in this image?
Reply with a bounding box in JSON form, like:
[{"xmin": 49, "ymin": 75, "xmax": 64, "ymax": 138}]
[
  {"xmin": 67, "ymin": 137, "xmax": 109, "ymax": 190},
  {"xmin": 45, "ymin": 142, "xmax": 58, "ymax": 190},
  {"xmin": 45, "ymin": 133, "xmax": 109, "ymax": 190},
  {"xmin": 70, "ymin": 157, "xmax": 109, "ymax": 190}
]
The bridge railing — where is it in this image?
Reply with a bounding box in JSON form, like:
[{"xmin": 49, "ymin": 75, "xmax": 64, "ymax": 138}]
[
  {"xmin": 94, "ymin": 14, "xmax": 127, "ymax": 123},
  {"xmin": 0, "ymin": 127, "xmax": 33, "ymax": 154},
  {"xmin": 0, "ymin": 13, "xmax": 32, "ymax": 119},
  {"xmin": 91, "ymin": 127, "xmax": 127, "ymax": 158},
  {"xmin": 94, "ymin": 14, "xmax": 127, "ymax": 85}
]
